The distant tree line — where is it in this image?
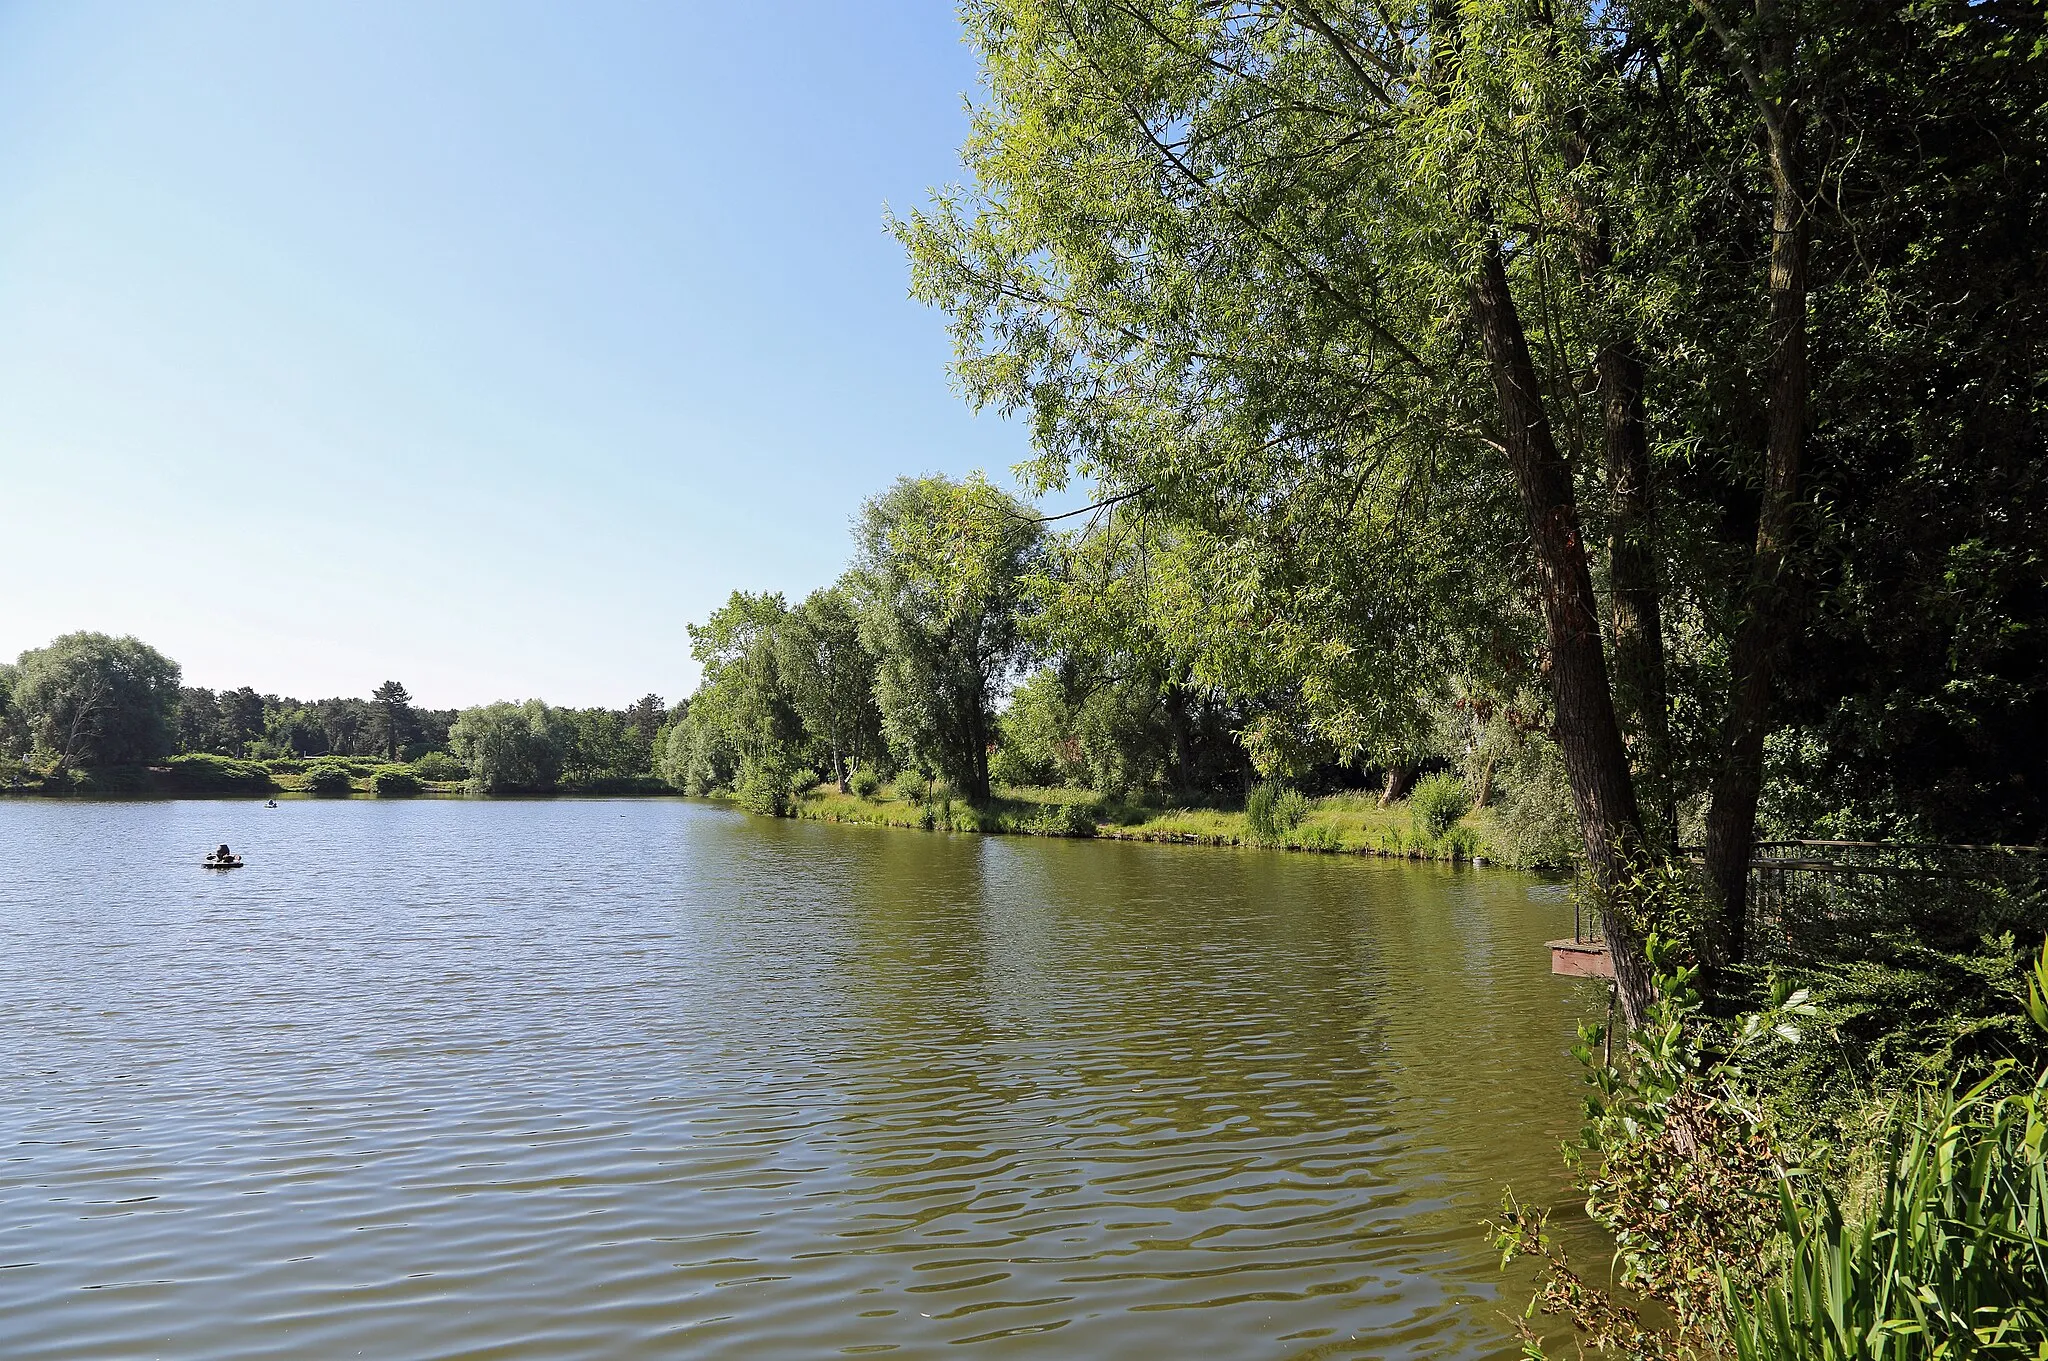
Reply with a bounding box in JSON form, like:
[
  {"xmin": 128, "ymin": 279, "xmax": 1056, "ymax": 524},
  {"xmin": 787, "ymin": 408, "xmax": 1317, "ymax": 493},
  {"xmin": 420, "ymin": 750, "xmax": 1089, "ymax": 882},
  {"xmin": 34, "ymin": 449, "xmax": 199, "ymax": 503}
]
[{"xmin": 0, "ymin": 631, "xmax": 675, "ymax": 796}]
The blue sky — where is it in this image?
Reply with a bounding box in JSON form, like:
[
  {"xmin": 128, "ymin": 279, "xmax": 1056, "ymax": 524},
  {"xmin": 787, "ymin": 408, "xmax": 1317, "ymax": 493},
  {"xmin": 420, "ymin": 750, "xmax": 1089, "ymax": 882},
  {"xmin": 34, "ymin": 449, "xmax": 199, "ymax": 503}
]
[{"xmin": 0, "ymin": 1, "xmax": 1050, "ymax": 709}]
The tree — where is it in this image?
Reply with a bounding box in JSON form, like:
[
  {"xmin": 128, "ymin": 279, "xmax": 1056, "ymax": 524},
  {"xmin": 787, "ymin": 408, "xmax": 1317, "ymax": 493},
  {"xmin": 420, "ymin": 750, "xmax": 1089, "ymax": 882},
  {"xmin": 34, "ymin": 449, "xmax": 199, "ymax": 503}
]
[
  {"xmin": 176, "ymin": 686, "xmax": 225, "ymax": 755},
  {"xmin": 10, "ymin": 633, "xmax": 181, "ymax": 770},
  {"xmin": 560, "ymin": 706, "xmax": 652, "ymax": 784},
  {"xmin": 624, "ymin": 694, "xmax": 667, "ymax": 746},
  {"xmin": 220, "ymin": 686, "xmax": 267, "ymax": 756},
  {"xmin": 676, "ymin": 591, "xmax": 810, "ymax": 795},
  {"xmin": 895, "ymin": 0, "xmax": 2046, "ymax": 1018},
  {"xmin": 0, "ymin": 663, "xmax": 26, "ymax": 760},
  {"xmin": 779, "ymin": 584, "xmax": 883, "ymax": 791},
  {"xmin": 369, "ymin": 681, "xmax": 414, "ymax": 763},
  {"xmin": 448, "ymin": 700, "xmax": 572, "ymax": 794},
  {"xmin": 851, "ymin": 474, "xmax": 1044, "ymax": 802}
]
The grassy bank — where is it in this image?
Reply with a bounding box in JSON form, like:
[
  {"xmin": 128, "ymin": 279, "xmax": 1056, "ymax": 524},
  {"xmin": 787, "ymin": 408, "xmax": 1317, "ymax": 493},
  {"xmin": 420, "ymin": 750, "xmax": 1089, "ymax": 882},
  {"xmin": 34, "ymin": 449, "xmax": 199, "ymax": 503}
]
[{"xmin": 789, "ymin": 783, "xmax": 1502, "ymax": 864}]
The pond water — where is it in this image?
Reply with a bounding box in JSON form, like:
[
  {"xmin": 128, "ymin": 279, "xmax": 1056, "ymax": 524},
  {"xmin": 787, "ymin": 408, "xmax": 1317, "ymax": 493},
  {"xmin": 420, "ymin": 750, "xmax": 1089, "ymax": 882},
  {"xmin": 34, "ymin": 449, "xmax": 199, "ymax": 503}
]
[{"xmin": 0, "ymin": 797, "xmax": 1608, "ymax": 1359}]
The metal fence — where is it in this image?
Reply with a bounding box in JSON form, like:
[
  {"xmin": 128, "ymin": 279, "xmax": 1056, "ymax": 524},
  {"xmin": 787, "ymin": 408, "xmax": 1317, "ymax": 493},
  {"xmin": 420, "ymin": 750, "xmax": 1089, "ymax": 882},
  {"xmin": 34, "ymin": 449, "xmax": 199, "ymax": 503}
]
[
  {"xmin": 1745, "ymin": 840, "xmax": 2048, "ymax": 963},
  {"xmin": 1561, "ymin": 841, "xmax": 2048, "ymax": 959}
]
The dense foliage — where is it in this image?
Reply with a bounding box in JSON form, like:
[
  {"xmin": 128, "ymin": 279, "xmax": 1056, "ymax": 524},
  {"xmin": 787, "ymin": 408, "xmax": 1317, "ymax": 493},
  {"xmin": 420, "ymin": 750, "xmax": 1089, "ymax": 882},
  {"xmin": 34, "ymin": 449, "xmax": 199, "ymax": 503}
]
[
  {"xmin": 6, "ymin": 632, "xmax": 181, "ymax": 770},
  {"xmin": 1500, "ymin": 938, "xmax": 2048, "ymax": 1359},
  {"xmin": 1, "ymin": 638, "xmax": 673, "ymax": 797}
]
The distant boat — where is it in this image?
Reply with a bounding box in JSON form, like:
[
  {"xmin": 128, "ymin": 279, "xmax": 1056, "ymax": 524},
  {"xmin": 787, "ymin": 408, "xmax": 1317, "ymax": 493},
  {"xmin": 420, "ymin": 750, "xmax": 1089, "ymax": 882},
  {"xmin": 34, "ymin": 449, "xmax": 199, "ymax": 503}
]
[
  {"xmin": 263, "ymin": 799, "xmax": 278, "ymax": 808},
  {"xmin": 202, "ymin": 855, "xmax": 244, "ymax": 869}
]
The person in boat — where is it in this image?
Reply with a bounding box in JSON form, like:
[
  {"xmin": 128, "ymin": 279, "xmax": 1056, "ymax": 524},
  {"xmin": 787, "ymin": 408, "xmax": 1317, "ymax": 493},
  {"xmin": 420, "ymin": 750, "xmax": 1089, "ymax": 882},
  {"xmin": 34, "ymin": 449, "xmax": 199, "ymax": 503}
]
[{"xmin": 212, "ymin": 843, "xmax": 233, "ymax": 863}]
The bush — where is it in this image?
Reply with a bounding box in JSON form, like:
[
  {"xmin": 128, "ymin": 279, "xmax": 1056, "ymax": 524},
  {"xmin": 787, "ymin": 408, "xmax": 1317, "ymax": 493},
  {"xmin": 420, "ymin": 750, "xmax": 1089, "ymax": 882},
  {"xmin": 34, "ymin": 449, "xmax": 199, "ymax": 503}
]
[
  {"xmin": 989, "ymin": 745, "xmax": 1048, "ymax": 788},
  {"xmin": 849, "ymin": 766, "xmax": 882, "ymax": 799},
  {"xmin": 162, "ymin": 754, "xmax": 275, "ymax": 794},
  {"xmin": 371, "ymin": 765, "xmax": 421, "ymax": 797},
  {"xmin": 1245, "ymin": 780, "xmax": 1309, "ymax": 844},
  {"xmin": 735, "ymin": 763, "xmax": 792, "ymax": 816},
  {"xmin": 1030, "ymin": 800, "xmax": 1098, "ymax": 837},
  {"xmin": 305, "ymin": 765, "xmax": 354, "ymax": 797},
  {"xmin": 1438, "ymin": 826, "xmax": 1481, "ymax": 860},
  {"xmin": 1409, "ymin": 771, "xmax": 1473, "ymax": 841},
  {"xmin": 408, "ymin": 751, "xmax": 468, "ymax": 782},
  {"xmin": 1492, "ymin": 739, "xmax": 1582, "ymax": 870},
  {"xmin": 262, "ymin": 757, "xmax": 306, "ymax": 775},
  {"xmin": 894, "ymin": 771, "xmax": 932, "ymax": 804},
  {"xmin": 1502, "ymin": 938, "xmax": 2048, "ymax": 1360}
]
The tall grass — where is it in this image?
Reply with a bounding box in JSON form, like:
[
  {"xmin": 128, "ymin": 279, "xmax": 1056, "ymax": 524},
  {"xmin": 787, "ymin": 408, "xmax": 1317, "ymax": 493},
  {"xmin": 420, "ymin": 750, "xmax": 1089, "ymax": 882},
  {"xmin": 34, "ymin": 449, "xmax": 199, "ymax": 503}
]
[
  {"xmin": 1245, "ymin": 781, "xmax": 1309, "ymax": 844},
  {"xmin": 1725, "ymin": 941, "xmax": 2048, "ymax": 1360}
]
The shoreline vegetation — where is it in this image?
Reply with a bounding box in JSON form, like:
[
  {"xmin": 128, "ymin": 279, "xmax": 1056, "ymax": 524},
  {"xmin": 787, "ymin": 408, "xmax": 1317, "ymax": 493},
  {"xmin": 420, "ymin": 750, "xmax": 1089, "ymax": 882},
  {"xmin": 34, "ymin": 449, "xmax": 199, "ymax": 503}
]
[
  {"xmin": 0, "ymin": 754, "xmax": 1509, "ymax": 868},
  {"xmin": 785, "ymin": 782, "xmax": 1498, "ymax": 863}
]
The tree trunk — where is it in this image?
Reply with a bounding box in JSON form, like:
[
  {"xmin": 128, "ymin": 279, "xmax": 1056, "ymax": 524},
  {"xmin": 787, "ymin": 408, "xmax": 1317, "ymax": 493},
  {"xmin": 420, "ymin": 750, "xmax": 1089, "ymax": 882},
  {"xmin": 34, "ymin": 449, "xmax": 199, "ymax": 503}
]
[
  {"xmin": 1474, "ymin": 751, "xmax": 1496, "ymax": 809},
  {"xmin": 1598, "ymin": 341, "xmax": 1675, "ymax": 847},
  {"xmin": 1702, "ymin": 37, "xmax": 1809, "ymax": 966},
  {"xmin": 1472, "ymin": 240, "xmax": 1656, "ymax": 1025},
  {"xmin": 1378, "ymin": 764, "xmax": 1416, "ymax": 807}
]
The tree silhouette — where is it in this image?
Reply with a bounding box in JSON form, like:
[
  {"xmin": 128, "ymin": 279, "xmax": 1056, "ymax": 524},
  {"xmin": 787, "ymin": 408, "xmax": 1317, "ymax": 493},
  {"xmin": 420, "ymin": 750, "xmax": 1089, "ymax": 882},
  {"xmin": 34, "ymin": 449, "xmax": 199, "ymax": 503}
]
[{"xmin": 371, "ymin": 680, "xmax": 413, "ymax": 763}]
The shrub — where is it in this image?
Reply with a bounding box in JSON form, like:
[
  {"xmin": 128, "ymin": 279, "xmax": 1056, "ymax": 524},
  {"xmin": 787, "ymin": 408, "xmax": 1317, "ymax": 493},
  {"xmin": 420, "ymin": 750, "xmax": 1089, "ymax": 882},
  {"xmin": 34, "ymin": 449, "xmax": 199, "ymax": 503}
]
[
  {"xmin": 371, "ymin": 765, "xmax": 421, "ymax": 797},
  {"xmin": 1031, "ymin": 801, "xmax": 1097, "ymax": 837},
  {"xmin": 1245, "ymin": 781, "xmax": 1309, "ymax": 844},
  {"xmin": 262, "ymin": 757, "xmax": 306, "ymax": 775},
  {"xmin": 1409, "ymin": 771, "xmax": 1473, "ymax": 841},
  {"xmin": 894, "ymin": 771, "xmax": 932, "ymax": 804},
  {"xmin": 848, "ymin": 766, "xmax": 882, "ymax": 799},
  {"xmin": 735, "ymin": 763, "xmax": 791, "ymax": 817},
  {"xmin": 1438, "ymin": 826, "xmax": 1481, "ymax": 860},
  {"xmin": 162, "ymin": 754, "xmax": 275, "ymax": 794},
  {"xmin": 306, "ymin": 765, "xmax": 354, "ymax": 797},
  {"xmin": 1492, "ymin": 739, "xmax": 1582, "ymax": 869},
  {"xmin": 989, "ymin": 742, "xmax": 1055, "ymax": 788},
  {"xmin": 1726, "ymin": 981, "xmax": 2048, "ymax": 1361},
  {"xmin": 408, "ymin": 751, "xmax": 468, "ymax": 782},
  {"xmin": 1494, "ymin": 939, "xmax": 1812, "ymax": 1350}
]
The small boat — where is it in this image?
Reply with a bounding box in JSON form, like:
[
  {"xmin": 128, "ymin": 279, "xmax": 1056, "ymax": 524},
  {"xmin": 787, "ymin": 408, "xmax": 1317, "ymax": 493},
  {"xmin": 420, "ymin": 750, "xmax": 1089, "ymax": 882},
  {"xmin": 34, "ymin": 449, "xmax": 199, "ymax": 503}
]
[
  {"xmin": 202, "ymin": 855, "xmax": 244, "ymax": 869},
  {"xmin": 263, "ymin": 799, "xmax": 278, "ymax": 808}
]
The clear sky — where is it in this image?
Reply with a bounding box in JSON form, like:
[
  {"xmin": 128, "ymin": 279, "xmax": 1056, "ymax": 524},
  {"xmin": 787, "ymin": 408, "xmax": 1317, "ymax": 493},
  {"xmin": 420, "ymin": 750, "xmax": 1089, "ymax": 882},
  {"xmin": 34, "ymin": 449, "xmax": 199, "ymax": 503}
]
[{"xmin": 0, "ymin": 1, "xmax": 1049, "ymax": 710}]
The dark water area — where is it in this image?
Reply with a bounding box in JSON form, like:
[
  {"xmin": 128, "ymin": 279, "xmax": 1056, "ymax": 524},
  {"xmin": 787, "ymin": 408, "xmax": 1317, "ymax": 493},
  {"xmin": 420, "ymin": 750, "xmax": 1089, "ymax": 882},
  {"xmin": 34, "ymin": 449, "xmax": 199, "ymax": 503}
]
[{"xmin": 0, "ymin": 797, "xmax": 1608, "ymax": 1358}]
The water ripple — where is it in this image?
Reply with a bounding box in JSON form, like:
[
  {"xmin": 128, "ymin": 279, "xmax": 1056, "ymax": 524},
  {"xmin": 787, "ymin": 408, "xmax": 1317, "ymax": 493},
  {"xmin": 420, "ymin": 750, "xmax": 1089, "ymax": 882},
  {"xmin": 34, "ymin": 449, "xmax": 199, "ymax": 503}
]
[{"xmin": 0, "ymin": 797, "xmax": 1607, "ymax": 1358}]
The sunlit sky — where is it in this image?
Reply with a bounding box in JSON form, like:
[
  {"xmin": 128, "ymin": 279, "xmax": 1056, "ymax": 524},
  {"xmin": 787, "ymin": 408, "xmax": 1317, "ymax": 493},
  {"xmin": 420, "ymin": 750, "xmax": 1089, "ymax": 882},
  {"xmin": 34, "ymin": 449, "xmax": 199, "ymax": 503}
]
[{"xmin": 0, "ymin": 1, "xmax": 1052, "ymax": 709}]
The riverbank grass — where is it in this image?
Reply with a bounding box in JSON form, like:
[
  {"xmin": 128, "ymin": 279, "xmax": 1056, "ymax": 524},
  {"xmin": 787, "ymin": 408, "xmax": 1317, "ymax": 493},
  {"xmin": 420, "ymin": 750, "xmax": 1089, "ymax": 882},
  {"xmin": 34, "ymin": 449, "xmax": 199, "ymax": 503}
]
[{"xmin": 791, "ymin": 783, "xmax": 1496, "ymax": 862}]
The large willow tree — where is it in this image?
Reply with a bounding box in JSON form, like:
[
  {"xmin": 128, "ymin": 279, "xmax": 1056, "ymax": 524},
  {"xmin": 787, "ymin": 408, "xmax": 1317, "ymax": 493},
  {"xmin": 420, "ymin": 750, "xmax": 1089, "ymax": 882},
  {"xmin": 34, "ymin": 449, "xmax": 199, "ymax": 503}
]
[{"xmin": 899, "ymin": 0, "xmax": 2045, "ymax": 1022}]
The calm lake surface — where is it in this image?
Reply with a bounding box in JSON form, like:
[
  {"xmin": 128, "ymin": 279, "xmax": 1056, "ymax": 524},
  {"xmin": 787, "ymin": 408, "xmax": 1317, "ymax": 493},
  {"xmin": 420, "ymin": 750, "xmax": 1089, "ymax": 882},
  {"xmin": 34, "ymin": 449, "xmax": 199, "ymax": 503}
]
[{"xmin": 0, "ymin": 797, "xmax": 1607, "ymax": 1359}]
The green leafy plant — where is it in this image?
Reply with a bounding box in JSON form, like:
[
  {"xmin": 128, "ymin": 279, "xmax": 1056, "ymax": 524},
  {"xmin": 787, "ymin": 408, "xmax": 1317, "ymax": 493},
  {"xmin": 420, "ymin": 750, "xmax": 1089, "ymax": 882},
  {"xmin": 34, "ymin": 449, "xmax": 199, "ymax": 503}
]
[
  {"xmin": 893, "ymin": 770, "xmax": 932, "ymax": 804},
  {"xmin": 1723, "ymin": 938, "xmax": 2048, "ymax": 1361},
  {"xmin": 408, "ymin": 751, "xmax": 468, "ymax": 782},
  {"xmin": 305, "ymin": 764, "xmax": 354, "ymax": 797},
  {"xmin": 370, "ymin": 765, "xmax": 421, "ymax": 797},
  {"xmin": 1497, "ymin": 936, "xmax": 1817, "ymax": 1351},
  {"xmin": 1409, "ymin": 771, "xmax": 1472, "ymax": 841},
  {"xmin": 1030, "ymin": 800, "xmax": 1097, "ymax": 838},
  {"xmin": 1245, "ymin": 781, "xmax": 1308, "ymax": 844},
  {"xmin": 161, "ymin": 753, "xmax": 275, "ymax": 794},
  {"xmin": 1288, "ymin": 822, "xmax": 1341, "ymax": 852},
  {"xmin": 848, "ymin": 766, "xmax": 882, "ymax": 799},
  {"xmin": 735, "ymin": 760, "xmax": 793, "ymax": 817}
]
